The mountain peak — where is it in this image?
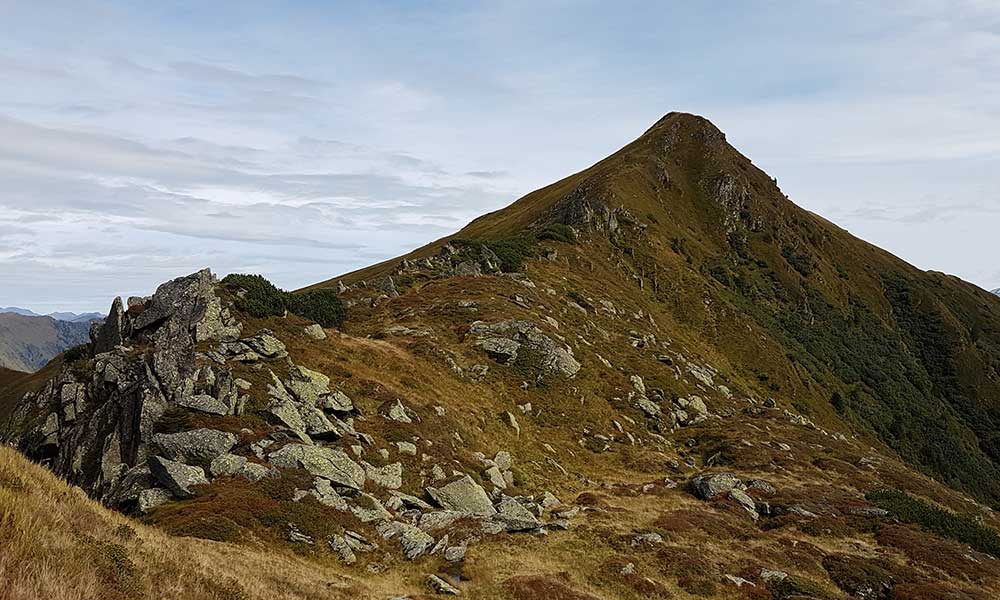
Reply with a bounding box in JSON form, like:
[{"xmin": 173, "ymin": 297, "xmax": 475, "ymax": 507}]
[{"xmin": 642, "ymin": 110, "xmax": 726, "ymax": 140}]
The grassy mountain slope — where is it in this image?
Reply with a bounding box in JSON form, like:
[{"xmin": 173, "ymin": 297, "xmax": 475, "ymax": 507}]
[{"xmin": 310, "ymin": 112, "xmax": 1000, "ymax": 508}]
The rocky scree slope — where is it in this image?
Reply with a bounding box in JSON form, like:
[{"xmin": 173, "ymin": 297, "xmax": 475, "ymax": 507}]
[{"xmin": 4, "ymin": 112, "xmax": 1000, "ymax": 599}]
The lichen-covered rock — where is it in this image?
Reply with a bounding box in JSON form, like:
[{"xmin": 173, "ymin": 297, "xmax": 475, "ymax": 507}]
[
  {"xmin": 175, "ymin": 394, "xmax": 230, "ymax": 415},
  {"xmin": 243, "ymin": 330, "xmax": 287, "ymax": 359},
  {"xmin": 285, "ymin": 365, "xmax": 331, "ymax": 405},
  {"xmin": 690, "ymin": 472, "xmax": 744, "ymax": 500},
  {"xmin": 151, "ymin": 429, "xmax": 237, "ymax": 465},
  {"xmin": 351, "ymin": 492, "xmax": 393, "ymax": 522},
  {"xmin": 469, "ymin": 320, "xmax": 580, "ymax": 378},
  {"xmin": 495, "ymin": 496, "xmax": 541, "ymax": 531},
  {"xmin": 267, "ymin": 443, "xmax": 365, "ymax": 489},
  {"xmin": 91, "ymin": 296, "xmax": 127, "ymax": 354},
  {"xmin": 364, "ymin": 461, "xmax": 403, "ymax": 489},
  {"xmin": 399, "ymin": 524, "xmax": 435, "ymax": 559},
  {"xmin": 427, "ymin": 475, "xmax": 496, "ymax": 515},
  {"xmin": 148, "ymin": 455, "xmax": 208, "ymax": 499},
  {"xmin": 427, "ymin": 574, "xmax": 460, "ymax": 595},
  {"xmin": 209, "ymin": 453, "xmax": 248, "ymax": 477},
  {"xmin": 297, "ymin": 477, "xmax": 349, "ymax": 510},
  {"xmin": 303, "ymin": 324, "xmax": 327, "ymax": 340},
  {"xmin": 322, "ymin": 390, "xmax": 354, "ymax": 413},
  {"xmin": 137, "ymin": 487, "xmax": 172, "ymax": 513},
  {"xmin": 383, "ymin": 399, "xmax": 413, "ymax": 423},
  {"xmin": 328, "ymin": 534, "xmax": 357, "ymax": 564}
]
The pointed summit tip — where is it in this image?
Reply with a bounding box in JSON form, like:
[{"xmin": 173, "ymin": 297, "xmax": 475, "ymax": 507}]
[{"xmin": 642, "ymin": 111, "xmax": 724, "ymax": 139}]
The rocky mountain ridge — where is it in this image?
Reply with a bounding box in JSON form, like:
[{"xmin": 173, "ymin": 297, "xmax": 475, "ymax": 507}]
[{"xmin": 4, "ymin": 112, "xmax": 1000, "ymax": 599}]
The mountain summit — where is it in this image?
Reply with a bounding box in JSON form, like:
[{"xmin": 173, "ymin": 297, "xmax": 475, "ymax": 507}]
[{"xmin": 4, "ymin": 113, "xmax": 1000, "ymax": 599}]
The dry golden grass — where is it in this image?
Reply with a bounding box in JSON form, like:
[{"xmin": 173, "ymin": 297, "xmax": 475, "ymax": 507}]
[{"xmin": 0, "ymin": 445, "xmax": 374, "ymax": 600}]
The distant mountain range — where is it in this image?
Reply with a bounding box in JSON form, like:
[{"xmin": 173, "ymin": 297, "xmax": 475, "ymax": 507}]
[
  {"xmin": 993, "ymin": 288, "xmax": 1000, "ymax": 297},
  {"xmin": 0, "ymin": 311, "xmax": 102, "ymax": 372},
  {"xmin": 1, "ymin": 307, "xmax": 104, "ymax": 322}
]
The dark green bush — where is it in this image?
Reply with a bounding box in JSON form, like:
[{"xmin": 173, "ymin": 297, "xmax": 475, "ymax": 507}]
[
  {"xmin": 62, "ymin": 343, "xmax": 91, "ymax": 362},
  {"xmin": 154, "ymin": 405, "xmax": 193, "ymax": 435},
  {"xmin": 222, "ymin": 273, "xmax": 347, "ymax": 329},
  {"xmin": 452, "ymin": 237, "xmax": 536, "ymax": 273},
  {"xmin": 867, "ymin": 489, "xmax": 1000, "ymax": 556},
  {"xmin": 286, "ymin": 289, "xmax": 346, "ymax": 329},
  {"xmin": 781, "ymin": 245, "xmax": 815, "ymax": 276},
  {"xmin": 221, "ymin": 274, "xmax": 286, "ymax": 318},
  {"xmin": 487, "ymin": 237, "xmax": 535, "ymax": 272},
  {"xmin": 537, "ymin": 223, "xmax": 577, "ymax": 244}
]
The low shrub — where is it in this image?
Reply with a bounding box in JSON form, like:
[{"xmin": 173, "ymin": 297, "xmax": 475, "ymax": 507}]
[
  {"xmin": 62, "ymin": 343, "xmax": 91, "ymax": 362},
  {"xmin": 286, "ymin": 289, "xmax": 345, "ymax": 329},
  {"xmin": 223, "ymin": 273, "xmax": 346, "ymax": 328},
  {"xmin": 221, "ymin": 274, "xmax": 286, "ymax": 318},
  {"xmin": 537, "ymin": 223, "xmax": 578, "ymax": 244},
  {"xmin": 488, "ymin": 237, "xmax": 536, "ymax": 272},
  {"xmin": 867, "ymin": 489, "xmax": 1000, "ymax": 556},
  {"xmin": 154, "ymin": 406, "xmax": 193, "ymax": 435}
]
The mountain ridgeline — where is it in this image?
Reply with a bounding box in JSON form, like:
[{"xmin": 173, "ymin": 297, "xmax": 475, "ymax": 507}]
[
  {"xmin": 0, "ymin": 312, "xmax": 97, "ymax": 372},
  {"xmin": 4, "ymin": 112, "xmax": 1000, "ymax": 599}
]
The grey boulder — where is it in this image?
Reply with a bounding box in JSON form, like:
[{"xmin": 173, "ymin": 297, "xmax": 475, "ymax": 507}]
[
  {"xmin": 152, "ymin": 428, "xmax": 237, "ymax": 464},
  {"xmin": 690, "ymin": 472, "xmax": 744, "ymax": 500},
  {"xmin": 268, "ymin": 443, "xmax": 365, "ymax": 489},
  {"xmin": 148, "ymin": 455, "xmax": 209, "ymax": 499},
  {"xmin": 427, "ymin": 475, "xmax": 496, "ymax": 516}
]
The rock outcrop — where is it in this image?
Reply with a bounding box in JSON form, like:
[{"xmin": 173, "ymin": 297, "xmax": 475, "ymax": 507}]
[{"xmin": 468, "ymin": 320, "xmax": 580, "ymax": 379}]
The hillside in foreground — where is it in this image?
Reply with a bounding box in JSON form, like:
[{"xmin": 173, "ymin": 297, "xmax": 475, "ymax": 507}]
[{"xmin": 4, "ymin": 113, "xmax": 1000, "ymax": 599}]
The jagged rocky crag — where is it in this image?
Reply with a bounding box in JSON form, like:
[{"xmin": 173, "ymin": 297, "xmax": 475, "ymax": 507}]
[
  {"xmin": 4, "ymin": 267, "xmax": 578, "ymax": 564},
  {"xmin": 5, "ymin": 113, "xmax": 1000, "ymax": 599}
]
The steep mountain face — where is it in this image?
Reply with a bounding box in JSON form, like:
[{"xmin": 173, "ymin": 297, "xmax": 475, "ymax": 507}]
[
  {"xmin": 0, "ymin": 312, "xmax": 97, "ymax": 372},
  {"xmin": 5, "ymin": 113, "xmax": 1000, "ymax": 600}
]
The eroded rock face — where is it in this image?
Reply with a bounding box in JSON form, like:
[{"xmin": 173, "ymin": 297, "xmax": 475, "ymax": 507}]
[{"xmin": 2, "ymin": 269, "xmax": 242, "ymax": 508}]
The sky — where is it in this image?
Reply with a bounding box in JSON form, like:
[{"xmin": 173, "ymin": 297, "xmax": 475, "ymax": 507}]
[{"xmin": 1, "ymin": 1, "xmax": 998, "ymax": 313}]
